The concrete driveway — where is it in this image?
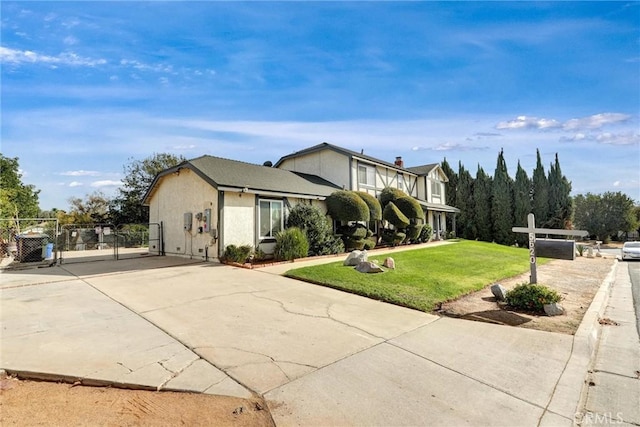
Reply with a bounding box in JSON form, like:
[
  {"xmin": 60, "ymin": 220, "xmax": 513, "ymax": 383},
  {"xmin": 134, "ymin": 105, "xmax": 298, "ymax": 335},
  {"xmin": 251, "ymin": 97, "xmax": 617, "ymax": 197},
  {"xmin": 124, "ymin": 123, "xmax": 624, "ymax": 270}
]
[{"xmin": 1, "ymin": 255, "xmax": 588, "ymax": 426}]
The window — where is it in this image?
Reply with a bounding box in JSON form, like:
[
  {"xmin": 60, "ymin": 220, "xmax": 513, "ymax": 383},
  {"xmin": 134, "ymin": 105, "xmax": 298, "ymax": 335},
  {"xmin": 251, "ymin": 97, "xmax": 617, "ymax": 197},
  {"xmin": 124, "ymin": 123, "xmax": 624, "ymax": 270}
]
[
  {"xmin": 397, "ymin": 174, "xmax": 405, "ymax": 191},
  {"xmin": 259, "ymin": 200, "xmax": 283, "ymax": 239},
  {"xmin": 431, "ymin": 181, "xmax": 442, "ymax": 199},
  {"xmin": 358, "ymin": 165, "xmax": 375, "ymax": 187}
]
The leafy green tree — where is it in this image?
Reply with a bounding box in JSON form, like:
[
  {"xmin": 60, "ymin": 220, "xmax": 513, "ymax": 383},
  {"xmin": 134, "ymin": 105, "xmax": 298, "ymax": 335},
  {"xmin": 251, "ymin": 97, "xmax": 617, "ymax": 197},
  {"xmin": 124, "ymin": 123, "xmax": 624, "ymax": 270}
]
[
  {"xmin": 455, "ymin": 163, "xmax": 475, "ymax": 240},
  {"xmin": 0, "ymin": 154, "xmax": 40, "ymax": 219},
  {"xmin": 326, "ymin": 190, "xmax": 370, "ymax": 222},
  {"xmin": 355, "ymin": 191, "xmax": 382, "ymax": 221},
  {"xmin": 574, "ymin": 192, "xmax": 638, "ymax": 242},
  {"xmin": 547, "ymin": 153, "xmax": 573, "ymax": 229},
  {"xmin": 111, "ymin": 153, "xmax": 185, "ymax": 224},
  {"xmin": 473, "ymin": 165, "xmax": 492, "ymax": 242},
  {"xmin": 513, "ymin": 161, "xmax": 532, "ymax": 247},
  {"xmin": 491, "ymin": 149, "xmax": 514, "ymax": 245},
  {"xmin": 531, "ymin": 149, "xmax": 549, "ymax": 227},
  {"xmin": 67, "ymin": 191, "xmax": 113, "ymax": 224}
]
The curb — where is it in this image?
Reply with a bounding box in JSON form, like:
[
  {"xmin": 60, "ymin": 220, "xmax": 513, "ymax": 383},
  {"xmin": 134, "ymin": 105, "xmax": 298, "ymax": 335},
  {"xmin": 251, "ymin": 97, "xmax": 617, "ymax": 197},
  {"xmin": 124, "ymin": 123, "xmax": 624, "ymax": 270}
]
[{"xmin": 541, "ymin": 260, "xmax": 618, "ymax": 424}]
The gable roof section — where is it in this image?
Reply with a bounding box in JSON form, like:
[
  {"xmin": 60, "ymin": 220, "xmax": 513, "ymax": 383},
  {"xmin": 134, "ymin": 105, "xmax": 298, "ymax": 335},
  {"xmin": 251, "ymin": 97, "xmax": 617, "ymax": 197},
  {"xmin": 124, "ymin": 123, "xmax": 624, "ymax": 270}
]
[
  {"xmin": 274, "ymin": 142, "xmax": 418, "ymax": 175},
  {"xmin": 406, "ymin": 163, "xmax": 449, "ymax": 182},
  {"xmin": 143, "ymin": 155, "xmax": 341, "ymax": 205}
]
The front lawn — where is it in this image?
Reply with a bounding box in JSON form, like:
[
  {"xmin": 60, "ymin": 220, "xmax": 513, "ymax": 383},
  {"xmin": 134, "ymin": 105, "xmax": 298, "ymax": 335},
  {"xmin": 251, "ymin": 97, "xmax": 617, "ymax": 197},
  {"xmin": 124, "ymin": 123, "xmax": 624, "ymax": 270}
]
[{"xmin": 285, "ymin": 240, "xmax": 549, "ymax": 312}]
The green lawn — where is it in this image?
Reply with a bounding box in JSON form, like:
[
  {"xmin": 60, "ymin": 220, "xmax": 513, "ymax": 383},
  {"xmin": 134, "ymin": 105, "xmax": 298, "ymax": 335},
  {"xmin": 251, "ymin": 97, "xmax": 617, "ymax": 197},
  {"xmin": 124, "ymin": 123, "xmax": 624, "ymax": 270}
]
[{"xmin": 285, "ymin": 240, "xmax": 549, "ymax": 312}]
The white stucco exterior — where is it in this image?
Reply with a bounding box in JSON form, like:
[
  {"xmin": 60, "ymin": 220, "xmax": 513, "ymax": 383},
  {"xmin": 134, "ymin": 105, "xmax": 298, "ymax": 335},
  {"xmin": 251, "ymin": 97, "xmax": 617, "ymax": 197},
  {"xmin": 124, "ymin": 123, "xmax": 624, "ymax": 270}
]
[{"xmin": 278, "ymin": 150, "xmax": 350, "ymax": 190}]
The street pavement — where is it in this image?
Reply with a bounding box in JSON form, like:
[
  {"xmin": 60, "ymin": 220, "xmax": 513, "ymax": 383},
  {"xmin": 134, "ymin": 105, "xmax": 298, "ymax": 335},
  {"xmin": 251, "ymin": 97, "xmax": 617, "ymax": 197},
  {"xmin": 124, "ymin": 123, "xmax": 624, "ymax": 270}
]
[{"xmin": 1, "ymin": 246, "xmax": 637, "ymax": 426}]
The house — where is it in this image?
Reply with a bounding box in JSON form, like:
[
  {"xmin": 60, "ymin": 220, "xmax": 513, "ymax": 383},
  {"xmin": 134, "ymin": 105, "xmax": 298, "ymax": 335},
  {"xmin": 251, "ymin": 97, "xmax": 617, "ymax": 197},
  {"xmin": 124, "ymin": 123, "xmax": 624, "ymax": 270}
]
[
  {"xmin": 275, "ymin": 143, "xmax": 459, "ymax": 238},
  {"xmin": 143, "ymin": 143, "xmax": 459, "ymax": 260},
  {"xmin": 143, "ymin": 155, "xmax": 340, "ymax": 260}
]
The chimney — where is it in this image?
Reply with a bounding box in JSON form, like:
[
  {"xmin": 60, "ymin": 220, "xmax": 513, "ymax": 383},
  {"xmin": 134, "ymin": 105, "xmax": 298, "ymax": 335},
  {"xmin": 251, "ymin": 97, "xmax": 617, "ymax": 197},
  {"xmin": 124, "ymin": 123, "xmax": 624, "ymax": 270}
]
[{"xmin": 395, "ymin": 156, "xmax": 404, "ymax": 168}]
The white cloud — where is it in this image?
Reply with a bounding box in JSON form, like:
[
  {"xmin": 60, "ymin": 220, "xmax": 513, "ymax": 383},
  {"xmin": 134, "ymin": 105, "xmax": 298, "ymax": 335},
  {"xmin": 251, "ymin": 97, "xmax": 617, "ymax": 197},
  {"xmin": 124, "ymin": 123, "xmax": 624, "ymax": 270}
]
[
  {"xmin": 120, "ymin": 59, "xmax": 174, "ymax": 74},
  {"xmin": 0, "ymin": 46, "xmax": 106, "ymax": 67},
  {"xmin": 561, "ymin": 132, "xmax": 639, "ymax": 146},
  {"xmin": 60, "ymin": 170, "xmax": 101, "ymax": 177},
  {"xmin": 496, "ymin": 116, "xmax": 561, "ymax": 130},
  {"xmin": 63, "ymin": 36, "xmax": 78, "ymax": 45},
  {"xmin": 613, "ymin": 181, "xmax": 620, "ymax": 187},
  {"xmin": 90, "ymin": 180, "xmax": 122, "ymax": 188},
  {"xmin": 563, "ymin": 113, "xmax": 630, "ymax": 130},
  {"xmin": 69, "ymin": 181, "xmax": 83, "ymax": 187}
]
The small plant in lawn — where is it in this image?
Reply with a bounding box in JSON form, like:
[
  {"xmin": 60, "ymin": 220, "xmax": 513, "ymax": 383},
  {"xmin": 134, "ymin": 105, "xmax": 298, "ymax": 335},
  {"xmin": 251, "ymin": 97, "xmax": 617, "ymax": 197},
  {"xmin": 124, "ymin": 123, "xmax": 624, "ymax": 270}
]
[
  {"xmin": 274, "ymin": 227, "xmax": 309, "ymax": 261},
  {"xmin": 505, "ymin": 283, "xmax": 561, "ymax": 313}
]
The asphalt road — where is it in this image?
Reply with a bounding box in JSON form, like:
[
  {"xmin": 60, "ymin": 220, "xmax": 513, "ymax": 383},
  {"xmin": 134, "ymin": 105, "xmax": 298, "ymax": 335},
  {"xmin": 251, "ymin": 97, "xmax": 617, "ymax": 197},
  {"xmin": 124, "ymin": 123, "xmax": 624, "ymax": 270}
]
[{"xmin": 626, "ymin": 260, "xmax": 640, "ymax": 335}]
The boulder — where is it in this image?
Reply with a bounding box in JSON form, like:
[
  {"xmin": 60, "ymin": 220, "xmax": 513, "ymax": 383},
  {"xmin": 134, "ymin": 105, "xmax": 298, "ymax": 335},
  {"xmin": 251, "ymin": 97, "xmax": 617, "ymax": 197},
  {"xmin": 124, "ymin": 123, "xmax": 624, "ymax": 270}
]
[
  {"xmin": 344, "ymin": 250, "xmax": 368, "ymax": 266},
  {"xmin": 544, "ymin": 303, "xmax": 565, "ymax": 316},
  {"xmin": 490, "ymin": 284, "xmax": 507, "ymax": 301},
  {"xmin": 383, "ymin": 257, "xmax": 395, "ymax": 269},
  {"xmin": 355, "ymin": 261, "xmax": 384, "ymax": 274}
]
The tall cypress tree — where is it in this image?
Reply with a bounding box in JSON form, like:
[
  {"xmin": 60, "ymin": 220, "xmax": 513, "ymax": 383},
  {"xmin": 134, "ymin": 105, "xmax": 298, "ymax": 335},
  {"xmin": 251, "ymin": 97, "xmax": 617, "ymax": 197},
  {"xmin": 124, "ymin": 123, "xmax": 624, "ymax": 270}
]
[
  {"xmin": 547, "ymin": 153, "xmax": 573, "ymax": 229},
  {"xmin": 491, "ymin": 149, "xmax": 514, "ymax": 245},
  {"xmin": 441, "ymin": 158, "xmax": 458, "ymax": 233},
  {"xmin": 473, "ymin": 165, "xmax": 493, "ymax": 242},
  {"xmin": 531, "ymin": 149, "xmax": 549, "ymax": 228},
  {"xmin": 455, "ymin": 162, "xmax": 475, "ymax": 240},
  {"xmin": 513, "ymin": 161, "xmax": 532, "ymax": 246}
]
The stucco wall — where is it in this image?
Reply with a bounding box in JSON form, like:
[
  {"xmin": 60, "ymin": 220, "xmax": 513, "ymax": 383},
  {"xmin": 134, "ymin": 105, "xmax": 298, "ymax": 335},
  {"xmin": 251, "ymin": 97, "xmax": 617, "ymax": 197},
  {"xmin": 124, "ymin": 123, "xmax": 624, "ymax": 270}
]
[
  {"xmin": 278, "ymin": 150, "xmax": 349, "ymax": 189},
  {"xmin": 221, "ymin": 191, "xmax": 255, "ymax": 249},
  {"xmin": 148, "ymin": 169, "xmax": 218, "ymax": 259}
]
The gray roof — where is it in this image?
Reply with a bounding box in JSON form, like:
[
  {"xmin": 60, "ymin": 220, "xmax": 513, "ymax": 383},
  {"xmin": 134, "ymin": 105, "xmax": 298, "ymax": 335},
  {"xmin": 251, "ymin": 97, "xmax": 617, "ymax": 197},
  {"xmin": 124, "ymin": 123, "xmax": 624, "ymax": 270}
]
[
  {"xmin": 274, "ymin": 142, "xmax": 418, "ymax": 174},
  {"xmin": 144, "ymin": 155, "xmax": 341, "ymax": 204},
  {"xmin": 406, "ymin": 163, "xmax": 439, "ymax": 176}
]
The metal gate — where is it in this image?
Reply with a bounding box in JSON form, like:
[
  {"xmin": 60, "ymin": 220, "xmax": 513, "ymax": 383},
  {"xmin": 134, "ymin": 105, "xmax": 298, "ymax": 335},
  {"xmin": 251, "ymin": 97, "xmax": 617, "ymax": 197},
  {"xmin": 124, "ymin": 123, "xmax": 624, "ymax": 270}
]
[
  {"xmin": 114, "ymin": 223, "xmax": 163, "ymax": 260},
  {"xmin": 58, "ymin": 223, "xmax": 117, "ymax": 264}
]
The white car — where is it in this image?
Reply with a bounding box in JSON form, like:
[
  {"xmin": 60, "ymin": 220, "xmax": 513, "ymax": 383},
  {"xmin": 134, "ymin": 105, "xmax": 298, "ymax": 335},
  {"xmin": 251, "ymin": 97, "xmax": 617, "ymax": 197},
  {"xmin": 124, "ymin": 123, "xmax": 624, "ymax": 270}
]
[{"xmin": 621, "ymin": 241, "xmax": 640, "ymax": 261}]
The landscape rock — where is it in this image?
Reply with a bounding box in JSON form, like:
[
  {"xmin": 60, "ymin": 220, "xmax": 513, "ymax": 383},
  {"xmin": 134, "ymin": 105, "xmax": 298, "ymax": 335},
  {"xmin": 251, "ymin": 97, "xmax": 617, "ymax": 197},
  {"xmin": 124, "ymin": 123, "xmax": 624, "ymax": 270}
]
[
  {"xmin": 344, "ymin": 250, "xmax": 368, "ymax": 266},
  {"xmin": 490, "ymin": 284, "xmax": 507, "ymax": 301},
  {"xmin": 354, "ymin": 261, "xmax": 384, "ymax": 274},
  {"xmin": 383, "ymin": 257, "xmax": 395, "ymax": 269},
  {"xmin": 544, "ymin": 303, "xmax": 565, "ymax": 316}
]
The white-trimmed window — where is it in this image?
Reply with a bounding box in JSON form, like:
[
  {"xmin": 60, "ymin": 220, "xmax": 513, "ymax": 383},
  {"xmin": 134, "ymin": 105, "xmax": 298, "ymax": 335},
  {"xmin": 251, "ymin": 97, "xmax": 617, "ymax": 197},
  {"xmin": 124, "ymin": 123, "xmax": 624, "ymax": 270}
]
[
  {"xmin": 431, "ymin": 181, "xmax": 442, "ymax": 200},
  {"xmin": 358, "ymin": 165, "xmax": 375, "ymax": 187},
  {"xmin": 397, "ymin": 174, "xmax": 405, "ymax": 191},
  {"xmin": 259, "ymin": 200, "xmax": 283, "ymax": 239}
]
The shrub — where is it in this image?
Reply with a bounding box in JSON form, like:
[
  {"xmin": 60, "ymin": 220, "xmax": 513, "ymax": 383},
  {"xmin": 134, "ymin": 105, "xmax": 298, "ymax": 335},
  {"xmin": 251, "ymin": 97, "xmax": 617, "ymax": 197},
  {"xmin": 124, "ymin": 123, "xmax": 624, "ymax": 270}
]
[
  {"xmin": 355, "ymin": 191, "xmax": 382, "ymax": 221},
  {"xmin": 505, "ymin": 283, "xmax": 561, "ymax": 313},
  {"xmin": 274, "ymin": 227, "xmax": 310, "ymax": 261},
  {"xmin": 418, "ymin": 224, "xmax": 433, "ymax": 243},
  {"xmin": 341, "ymin": 224, "xmax": 368, "ymax": 239},
  {"xmin": 363, "ymin": 237, "xmax": 377, "ymax": 250},
  {"xmin": 326, "ymin": 190, "xmax": 369, "ymax": 222},
  {"xmin": 576, "ymin": 244, "xmax": 585, "ymax": 256},
  {"xmin": 343, "ymin": 236, "xmax": 366, "ymax": 250},
  {"xmin": 394, "ymin": 196, "xmax": 423, "ymax": 221},
  {"xmin": 381, "ymin": 229, "xmax": 406, "ymax": 246},
  {"xmin": 286, "ymin": 204, "xmax": 343, "ymax": 256},
  {"xmin": 405, "ymin": 224, "xmax": 422, "ymax": 242},
  {"xmin": 379, "ymin": 187, "xmax": 407, "ymax": 207},
  {"xmin": 383, "ymin": 202, "xmax": 410, "ymax": 229},
  {"xmin": 223, "ymin": 244, "xmax": 253, "ymax": 263}
]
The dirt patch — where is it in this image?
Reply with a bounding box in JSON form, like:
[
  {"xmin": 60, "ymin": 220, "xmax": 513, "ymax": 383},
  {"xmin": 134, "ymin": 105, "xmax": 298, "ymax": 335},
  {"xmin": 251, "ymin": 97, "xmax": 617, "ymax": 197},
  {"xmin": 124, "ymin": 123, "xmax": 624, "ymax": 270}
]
[
  {"xmin": 0, "ymin": 376, "xmax": 274, "ymax": 427},
  {"xmin": 437, "ymin": 256, "xmax": 616, "ymax": 334}
]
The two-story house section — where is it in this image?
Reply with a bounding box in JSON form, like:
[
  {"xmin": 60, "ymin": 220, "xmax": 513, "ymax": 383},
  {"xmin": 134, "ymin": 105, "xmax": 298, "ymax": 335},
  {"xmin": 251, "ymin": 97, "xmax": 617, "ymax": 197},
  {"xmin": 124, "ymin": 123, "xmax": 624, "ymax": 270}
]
[
  {"xmin": 406, "ymin": 163, "xmax": 459, "ymax": 238},
  {"xmin": 274, "ymin": 142, "xmax": 419, "ymax": 198},
  {"xmin": 274, "ymin": 142, "xmax": 459, "ymax": 238}
]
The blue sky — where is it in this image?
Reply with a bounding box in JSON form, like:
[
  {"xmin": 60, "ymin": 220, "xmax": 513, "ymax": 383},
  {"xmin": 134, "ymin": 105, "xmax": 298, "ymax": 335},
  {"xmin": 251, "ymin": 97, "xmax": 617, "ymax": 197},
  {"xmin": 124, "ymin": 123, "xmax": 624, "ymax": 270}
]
[{"xmin": 2, "ymin": 1, "xmax": 639, "ymax": 211}]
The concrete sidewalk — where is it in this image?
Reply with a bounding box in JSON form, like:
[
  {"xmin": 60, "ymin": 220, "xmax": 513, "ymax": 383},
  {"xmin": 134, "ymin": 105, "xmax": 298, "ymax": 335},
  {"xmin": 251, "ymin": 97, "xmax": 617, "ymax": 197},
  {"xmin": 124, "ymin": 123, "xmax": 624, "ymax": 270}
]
[
  {"xmin": 0, "ymin": 250, "xmax": 634, "ymax": 426},
  {"xmin": 577, "ymin": 262, "xmax": 640, "ymax": 426}
]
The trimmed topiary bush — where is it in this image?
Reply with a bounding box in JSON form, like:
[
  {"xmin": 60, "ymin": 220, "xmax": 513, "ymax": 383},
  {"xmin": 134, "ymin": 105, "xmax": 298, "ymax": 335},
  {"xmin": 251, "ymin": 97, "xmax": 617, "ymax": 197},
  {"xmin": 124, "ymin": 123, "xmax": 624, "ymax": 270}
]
[
  {"xmin": 405, "ymin": 224, "xmax": 422, "ymax": 242},
  {"xmin": 326, "ymin": 190, "xmax": 369, "ymax": 222},
  {"xmin": 505, "ymin": 283, "xmax": 561, "ymax": 313},
  {"xmin": 223, "ymin": 244, "xmax": 253, "ymax": 263},
  {"xmin": 355, "ymin": 191, "xmax": 382, "ymax": 221},
  {"xmin": 363, "ymin": 237, "xmax": 377, "ymax": 250},
  {"xmin": 394, "ymin": 196, "xmax": 423, "ymax": 220},
  {"xmin": 379, "ymin": 187, "xmax": 407, "ymax": 207},
  {"xmin": 381, "ymin": 229, "xmax": 406, "ymax": 246},
  {"xmin": 383, "ymin": 202, "xmax": 410, "ymax": 229},
  {"xmin": 274, "ymin": 227, "xmax": 309, "ymax": 261}
]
